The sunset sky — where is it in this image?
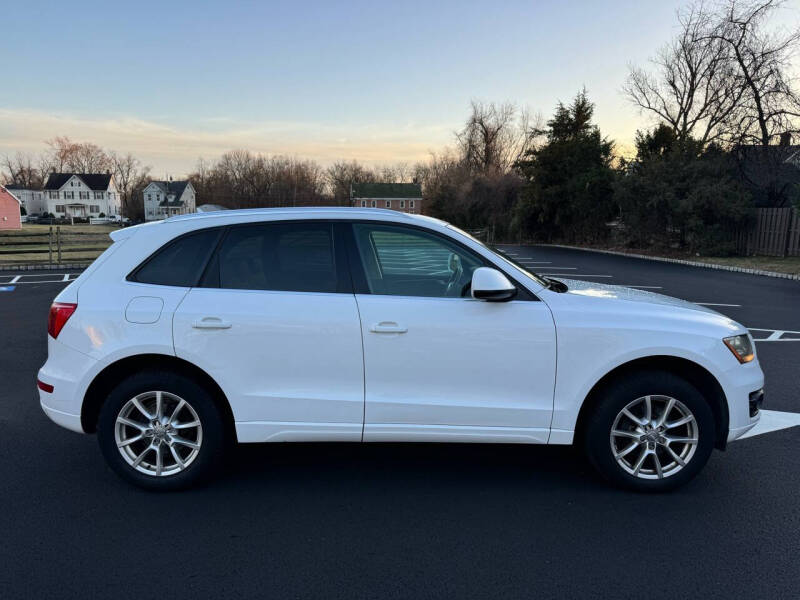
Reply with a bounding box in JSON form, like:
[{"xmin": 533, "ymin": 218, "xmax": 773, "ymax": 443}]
[{"xmin": 3, "ymin": 0, "xmax": 794, "ymax": 176}]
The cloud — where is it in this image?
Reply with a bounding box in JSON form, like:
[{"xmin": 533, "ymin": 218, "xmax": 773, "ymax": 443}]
[{"xmin": 0, "ymin": 108, "xmax": 456, "ymax": 175}]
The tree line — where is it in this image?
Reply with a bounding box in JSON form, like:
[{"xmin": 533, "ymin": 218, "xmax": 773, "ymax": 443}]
[{"xmin": 2, "ymin": 0, "xmax": 798, "ymax": 253}]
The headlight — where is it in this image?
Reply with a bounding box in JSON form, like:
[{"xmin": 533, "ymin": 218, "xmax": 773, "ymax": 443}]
[{"xmin": 723, "ymin": 334, "xmax": 754, "ymax": 363}]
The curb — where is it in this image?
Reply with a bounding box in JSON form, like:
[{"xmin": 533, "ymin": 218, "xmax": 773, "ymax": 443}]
[
  {"xmin": 541, "ymin": 244, "xmax": 800, "ymax": 281},
  {"xmin": 0, "ymin": 263, "xmax": 91, "ymax": 271}
]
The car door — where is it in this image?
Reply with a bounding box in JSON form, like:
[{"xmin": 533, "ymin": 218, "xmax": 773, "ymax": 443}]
[
  {"xmin": 172, "ymin": 221, "xmax": 365, "ymax": 443},
  {"xmin": 348, "ymin": 222, "xmax": 557, "ymax": 443}
]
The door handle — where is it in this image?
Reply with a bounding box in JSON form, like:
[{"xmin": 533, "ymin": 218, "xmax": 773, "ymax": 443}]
[
  {"xmin": 192, "ymin": 317, "xmax": 232, "ymax": 330},
  {"xmin": 370, "ymin": 321, "xmax": 407, "ymax": 334}
]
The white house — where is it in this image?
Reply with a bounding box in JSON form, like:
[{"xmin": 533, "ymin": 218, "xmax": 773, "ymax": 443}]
[
  {"xmin": 143, "ymin": 180, "xmax": 196, "ymax": 221},
  {"xmin": 4, "ymin": 184, "xmax": 47, "ymax": 215},
  {"xmin": 42, "ymin": 173, "xmax": 120, "ymax": 218}
]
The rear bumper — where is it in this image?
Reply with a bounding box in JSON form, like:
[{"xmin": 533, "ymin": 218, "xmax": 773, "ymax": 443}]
[{"xmin": 38, "ymin": 337, "xmax": 98, "ymax": 434}]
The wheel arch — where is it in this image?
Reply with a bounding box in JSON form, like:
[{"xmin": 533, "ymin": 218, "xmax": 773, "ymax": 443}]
[
  {"xmin": 573, "ymin": 356, "xmax": 729, "ymax": 450},
  {"xmin": 81, "ymin": 353, "xmax": 237, "ymax": 442}
]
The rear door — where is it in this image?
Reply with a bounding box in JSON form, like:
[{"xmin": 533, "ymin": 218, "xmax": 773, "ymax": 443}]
[{"xmin": 172, "ymin": 221, "xmax": 365, "ymax": 443}]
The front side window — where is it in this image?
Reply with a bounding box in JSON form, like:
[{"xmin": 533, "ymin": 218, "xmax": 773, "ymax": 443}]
[
  {"xmin": 352, "ymin": 224, "xmax": 482, "ymax": 298},
  {"xmin": 131, "ymin": 228, "xmax": 222, "ymax": 287},
  {"xmin": 211, "ymin": 222, "xmax": 338, "ymax": 293}
]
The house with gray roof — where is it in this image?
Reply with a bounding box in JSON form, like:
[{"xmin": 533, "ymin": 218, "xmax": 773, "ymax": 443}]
[
  {"xmin": 142, "ymin": 180, "xmax": 196, "ymax": 221},
  {"xmin": 351, "ymin": 182, "xmax": 422, "ymax": 214}
]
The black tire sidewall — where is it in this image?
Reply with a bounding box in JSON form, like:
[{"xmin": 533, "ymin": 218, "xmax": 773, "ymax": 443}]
[
  {"xmin": 584, "ymin": 370, "xmax": 715, "ymax": 492},
  {"xmin": 97, "ymin": 370, "xmax": 226, "ymax": 491}
]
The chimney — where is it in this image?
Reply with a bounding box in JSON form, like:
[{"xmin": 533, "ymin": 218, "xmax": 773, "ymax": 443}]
[{"xmin": 779, "ymin": 132, "xmax": 792, "ymax": 146}]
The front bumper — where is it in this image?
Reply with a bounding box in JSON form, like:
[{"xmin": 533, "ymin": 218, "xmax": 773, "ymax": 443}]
[{"xmin": 724, "ymin": 361, "xmax": 764, "ymax": 443}]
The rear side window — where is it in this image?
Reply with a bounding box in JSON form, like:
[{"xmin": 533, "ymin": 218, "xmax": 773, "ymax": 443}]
[
  {"xmin": 131, "ymin": 228, "xmax": 221, "ymax": 287},
  {"xmin": 210, "ymin": 222, "xmax": 338, "ymax": 293}
]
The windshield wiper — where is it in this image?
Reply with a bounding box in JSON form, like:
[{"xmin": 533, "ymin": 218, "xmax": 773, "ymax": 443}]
[{"xmin": 544, "ymin": 276, "xmax": 568, "ymax": 293}]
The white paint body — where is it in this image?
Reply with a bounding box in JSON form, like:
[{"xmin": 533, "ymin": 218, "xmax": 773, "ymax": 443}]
[{"xmin": 38, "ymin": 208, "xmax": 763, "ymax": 447}]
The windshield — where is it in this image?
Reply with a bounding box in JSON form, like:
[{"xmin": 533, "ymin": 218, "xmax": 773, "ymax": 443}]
[{"xmin": 446, "ymin": 225, "xmax": 550, "ymax": 288}]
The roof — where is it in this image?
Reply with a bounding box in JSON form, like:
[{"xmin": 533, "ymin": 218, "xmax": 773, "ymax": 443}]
[
  {"xmin": 4, "ymin": 183, "xmax": 30, "ymax": 191},
  {"xmin": 196, "ymin": 204, "xmax": 228, "ymax": 212},
  {"xmin": 43, "ymin": 173, "xmax": 112, "ymax": 191},
  {"xmin": 351, "ymin": 182, "xmax": 422, "ymax": 199},
  {"xmin": 150, "ymin": 180, "xmax": 190, "ymax": 198}
]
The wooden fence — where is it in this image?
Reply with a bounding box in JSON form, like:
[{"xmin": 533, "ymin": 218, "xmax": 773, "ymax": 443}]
[
  {"xmin": 0, "ymin": 226, "xmax": 111, "ymax": 265},
  {"xmin": 736, "ymin": 207, "xmax": 800, "ymax": 257}
]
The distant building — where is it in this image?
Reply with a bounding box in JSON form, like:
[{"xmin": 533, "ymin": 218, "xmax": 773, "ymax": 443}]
[
  {"xmin": 0, "ymin": 186, "xmax": 22, "ymax": 230},
  {"xmin": 4, "ymin": 185, "xmax": 46, "ymax": 215},
  {"xmin": 43, "ymin": 173, "xmax": 120, "ymax": 218},
  {"xmin": 351, "ymin": 182, "xmax": 423, "ymax": 214},
  {"xmin": 143, "ymin": 180, "xmax": 196, "ymax": 221}
]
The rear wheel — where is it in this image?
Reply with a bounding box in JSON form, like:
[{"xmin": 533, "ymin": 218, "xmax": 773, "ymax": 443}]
[
  {"xmin": 97, "ymin": 370, "xmax": 226, "ymax": 490},
  {"xmin": 583, "ymin": 371, "xmax": 715, "ymax": 492}
]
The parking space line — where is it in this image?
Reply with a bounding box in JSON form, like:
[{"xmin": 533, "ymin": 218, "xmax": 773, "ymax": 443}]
[
  {"xmin": 518, "ymin": 261, "xmax": 552, "ymax": 264},
  {"xmin": 748, "ymin": 328, "xmax": 800, "ymax": 342},
  {"xmin": 694, "ymin": 303, "xmax": 742, "ymax": 307},
  {"xmin": 62, "ymin": 274, "xmax": 70, "ymax": 282},
  {"xmin": 530, "ymin": 266, "xmax": 577, "ymax": 270},
  {"xmin": 625, "ymin": 285, "xmax": 663, "ymax": 289},
  {"xmin": 10, "ymin": 275, "xmax": 21, "ymax": 284},
  {"xmin": 548, "ymin": 274, "xmax": 614, "ymax": 278}
]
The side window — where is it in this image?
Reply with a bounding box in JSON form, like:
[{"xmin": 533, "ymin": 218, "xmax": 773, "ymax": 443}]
[
  {"xmin": 352, "ymin": 224, "xmax": 482, "ymax": 298},
  {"xmin": 213, "ymin": 222, "xmax": 338, "ymax": 293},
  {"xmin": 132, "ymin": 228, "xmax": 221, "ymax": 287}
]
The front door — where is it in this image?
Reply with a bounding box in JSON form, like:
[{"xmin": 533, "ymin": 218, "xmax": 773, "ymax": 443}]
[
  {"xmin": 348, "ymin": 222, "xmax": 556, "ymax": 443},
  {"xmin": 173, "ymin": 221, "xmax": 364, "ymax": 443}
]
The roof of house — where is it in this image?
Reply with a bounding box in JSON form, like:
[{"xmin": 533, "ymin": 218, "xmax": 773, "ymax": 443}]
[
  {"xmin": 149, "ymin": 180, "xmax": 190, "ymax": 206},
  {"xmin": 351, "ymin": 182, "xmax": 422, "ymax": 199},
  {"xmin": 4, "ymin": 183, "xmax": 30, "ymax": 191},
  {"xmin": 43, "ymin": 173, "xmax": 112, "ymax": 191}
]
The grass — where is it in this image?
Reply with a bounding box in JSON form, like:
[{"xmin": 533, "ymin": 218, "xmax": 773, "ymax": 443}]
[{"xmin": 691, "ymin": 255, "xmax": 800, "ymax": 275}]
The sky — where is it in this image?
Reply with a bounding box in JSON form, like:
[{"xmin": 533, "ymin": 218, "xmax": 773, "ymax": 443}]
[{"xmin": 0, "ymin": 0, "xmax": 795, "ymax": 176}]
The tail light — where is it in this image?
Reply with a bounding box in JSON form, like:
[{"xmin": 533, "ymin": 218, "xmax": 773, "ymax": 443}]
[{"xmin": 48, "ymin": 302, "xmax": 77, "ymax": 339}]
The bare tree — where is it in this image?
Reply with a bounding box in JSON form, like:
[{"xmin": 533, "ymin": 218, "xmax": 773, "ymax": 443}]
[
  {"xmin": 456, "ymin": 101, "xmax": 534, "ymax": 173},
  {"xmin": 111, "ymin": 152, "xmax": 151, "ymax": 218},
  {"xmin": 711, "ymin": 0, "xmax": 800, "ymax": 146},
  {"xmin": 45, "ymin": 136, "xmax": 112, "ymax": 173},
  {"xmin": 1, "ymin": 153, "xmax": 45, "ymax": 188},
  {"xmin": 625, "ymin": 2, "xmax": 743, "ymax": 145}
]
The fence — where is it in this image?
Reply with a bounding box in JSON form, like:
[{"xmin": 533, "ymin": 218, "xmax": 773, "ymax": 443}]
[
  {"xmin": 736, "ymin": 207, "xmax": 800, "ymax": 257},
  {"xmin": 0, "ymin": 226, "xmax": 111, "ymax": 265}
]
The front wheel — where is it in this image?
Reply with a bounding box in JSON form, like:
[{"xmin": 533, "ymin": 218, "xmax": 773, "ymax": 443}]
[
  {"xmin": 583, "ymin": 371, "xmax": 715, "ymax": 492},
  {"xmin": 97, "ymin": 370, "xmax": 227, "ymax": 490}
]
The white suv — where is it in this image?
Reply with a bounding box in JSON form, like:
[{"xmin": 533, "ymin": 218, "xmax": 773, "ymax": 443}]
[{"xmin": 38, "ymin": 208, "xmax": 764, "ymax": 491}]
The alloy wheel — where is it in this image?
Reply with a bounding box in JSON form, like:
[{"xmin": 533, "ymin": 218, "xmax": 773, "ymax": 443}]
[
  {"xmin": 114, "ymin": 391, "xmax": 203, "ymax": 477},
  {"xmin": 609, "ymin": 395, "xmax": 698, "ymax": 480}
]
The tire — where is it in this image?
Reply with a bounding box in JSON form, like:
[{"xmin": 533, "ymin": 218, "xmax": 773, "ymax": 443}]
[
  {"xmin": 97, "ymin": 370, "xmax": 227, "ymax": 491},
  {"xmin": 582, "ymin": 370, "xmax": 715, "ymax": 492}
]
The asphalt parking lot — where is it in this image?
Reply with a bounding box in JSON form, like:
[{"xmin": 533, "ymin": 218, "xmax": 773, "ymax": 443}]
[{"xmin": 2, "ymin": 246, "xmax": 799, "ymax": 599}]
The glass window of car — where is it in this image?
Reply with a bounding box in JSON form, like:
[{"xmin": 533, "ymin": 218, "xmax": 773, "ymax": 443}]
[
  {"xmin": 132, "ymin": 227, "xmax": 222, "ymax": 287},
  {"xmin": 352, "ymin": 223, "xmax": 483, "ymax": 298},
  {"xmin": 213, "ymin": 222, "xmax": 338, "ymax": 293}
]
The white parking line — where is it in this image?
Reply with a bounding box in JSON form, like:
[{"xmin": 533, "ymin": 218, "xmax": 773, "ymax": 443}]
[
  {"xmin": 737, "ymin": 410, "xmax": 800, "ymax": 439},
  {"xmin": 694, "ymin": 303, "xmax": 742, "ymax": 307},
  {"xmin": 547, "ymin": 274, "xmax": 614, "ymax": 278},
  {"xmin": 10, "ymin": 275, "xmax": 21, "ymax": 284},
  {"xmin": 530, "ymin": 266, "xmax": 577, "ymax": 270},
  {"xmin": 625, "ymin": 285, "xmax": 663, "ymax": 289},
  {"xmin": 749, "ymin": 328, "xmax": 800, "ymax": 342}
]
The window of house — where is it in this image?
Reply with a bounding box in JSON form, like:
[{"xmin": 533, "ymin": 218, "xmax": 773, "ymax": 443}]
[
  {"xmin": 410, "ymin": 200, "xmax": 415, "ymax": 209},
  {"xmin": 147, "ymin": 194, "xmax": 152, "ymax": 202},
  {"xmin": 130, "ymin": 228, "xmax": 223, "ymax": 287},
  {"xmin": 49, "ymin": 191, "xmax": 59, "ymax": 199},
  {"xmin": 360, "ymin": 200, "xmax": 366, "ymax": 207},
  {"xmin": 209, "ymin": 222, "xmax": 338, "ymax": 293},
  {"xmin": 55, "ymin": 205, "xmax": 65, "ymax": 212},
  {"xmin": 386, "ymin": 201, "xmax": 391, "ymax": 208},
  {"xmin": 400, "ymin": 200, "xmax": 405, "ymax": 209},
  {"xmin": 95, "ymin": 192, "xmax": 104, "ymax": 200},
  {"xmin": 90, "ymin": 205, "xmax": 100, "ymax": 213},
  {"xmin": 79, "ymin": 192, "xmax": 89, "ymax": 200},
  {"xmin": 352, "ymin": 224, "xmax": 482, "ymax": 298},
  {"xmin": 371, "ymin": 200, "xmax": 376, "ymax": 208},
  {"xmin": 64, "ymin": 191, "xmax": 74, "ymax": 200}
]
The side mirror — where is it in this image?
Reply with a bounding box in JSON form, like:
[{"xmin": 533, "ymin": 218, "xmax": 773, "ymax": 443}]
[{"xmin": 471, "ymin": 267, "xmax": 517, "ymax": 302}]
